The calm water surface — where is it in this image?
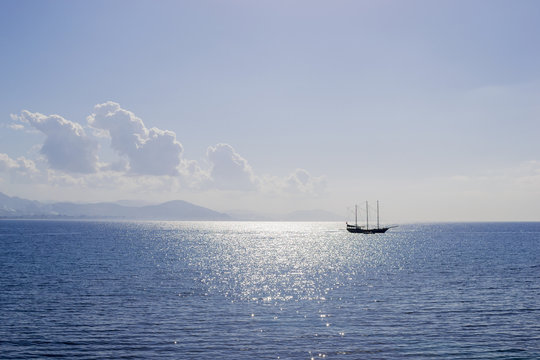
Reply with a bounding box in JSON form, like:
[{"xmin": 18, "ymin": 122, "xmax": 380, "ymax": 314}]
[{"xmin": 0, "ymin": 221, "xmax": 539, "ymax": 359}]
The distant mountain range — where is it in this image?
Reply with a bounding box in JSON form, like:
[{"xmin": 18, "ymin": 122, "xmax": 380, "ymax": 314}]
[
  {"xmin": 0, "ymin": 192, "xmax": 229, "ymax": 220},
  {"xmin": 0, "ymin": 192, "xmax": 342, "ymax": 221}
]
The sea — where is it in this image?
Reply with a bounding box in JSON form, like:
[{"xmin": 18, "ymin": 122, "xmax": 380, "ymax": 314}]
[{"xmin": 0, "ymin": 220, "xmax": 539, "ymax": 359}]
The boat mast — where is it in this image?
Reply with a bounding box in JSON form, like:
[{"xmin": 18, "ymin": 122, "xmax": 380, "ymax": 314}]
[
  {"xmin": 366, "ymin": 201, "xmax": 369, "ymax": 230},
  {"xmin": 355, "ymin": 204, "xmax": 358, "ymax": 227},
  {"xmin": 377, "ymin": 200, "xmax": 380, "ymax": 229}
]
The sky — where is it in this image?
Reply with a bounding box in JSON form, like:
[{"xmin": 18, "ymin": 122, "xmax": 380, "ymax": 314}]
[{"xmin": 1, "ymin": 0, "xmax": 540, "ymax": 222}]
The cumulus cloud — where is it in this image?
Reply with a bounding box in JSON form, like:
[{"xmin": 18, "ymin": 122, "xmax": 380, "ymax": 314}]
[
  {"xmin": 204, "ymin": 144, "xmax": 325, "ymax": 194},
  {"xmin": 100, "ymin": 159, "xmax": 129, "ymax": 172},
  {"xmin": 283, "ymin": 168, "xmax": 326, "ymax": 194},
  {"xmin": 206, "ymin": 143, "xmax": 258, "ymax": 190},
  {"xmin": 259, "ymin": 168, "xmax": 326, "ymax": 195},
  {"xmin": 5, "ymin": 102, "xmax": 327, "ymax": 199},
  {"xmin": 0, "ymin": 153, "xmax": 38, "ymax": 177},
  {"xmin": 8, "ymin": 124, "xmax": 25, "ymax": 131},
  {"xmin": 19, "ymin": 111, "xmax": 98, "ymax": 173},
  {"xmin": 3, "ymin": 114, "xmax": 26, "ymax": 131},
  {"xmin": 88, "ymin": 102, "xmax": 183, "ymax": 176},
  {"xmin": 178, "ymin": 159, "xmax": 212, "ymax": 189}
]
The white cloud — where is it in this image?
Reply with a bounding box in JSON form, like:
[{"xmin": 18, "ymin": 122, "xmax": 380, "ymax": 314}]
[
  {"xmin": 178, "ymin": 159, "xmax": 212, "ymax": 189},
  {"xmin": 260, "ymin": 168, "xmax": 327, "ymax": 196},
  {"xmin": 0, "ymin": 153, "xmax": 38, "ymax": 181},
  {"xmin": 40, "ymin": 168, "xmax": 183, "ymax": 202},
  {"xmin": 206, "ymin": 143, "xmax": 258, "ymax": 190},
  {"xmin": 130, "ymin": 128, "xmax": 182, "ymax": 175},
  {"xmin": 283, "ymin": 168, "xmax": 326, "ymax": 194},
  {"xmin": 4, "ymin": 102, "xmax": 327, "ymax": 205},
  {"xmin": 0, "ymin": 153, "xmax": 19, "ymax": 171},
  {"xmin": 8, "ymin": 124, "xmax": 25, "ymax": 131},
  {"xmin": 87, "ymin": 102, "xmax": 146, "ymax": 156},
  {"xmin": 19, "ymin": 110, "xmax": 98, "ymax": 173},
  {"xmin": 7, "ymin": 114, "xmax": 26, "ymax": 131},
  {"xmin": 88, "ymin": 102, "xmax": 183, "ymax": 176},
  {"xmin": 204, "ymin": 144, "xmax": 326, "ymax": 195}
]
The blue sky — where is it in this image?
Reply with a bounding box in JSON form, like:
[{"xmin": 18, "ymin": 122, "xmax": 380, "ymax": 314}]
[{"xmin": 1, "ymin": 0, "xmax": 540, "ymax": 221}]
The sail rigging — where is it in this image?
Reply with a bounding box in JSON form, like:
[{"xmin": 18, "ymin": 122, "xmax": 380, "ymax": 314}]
[{"xmin": 346, "ymin": 200, "xmax": 395, "ymax": 234}]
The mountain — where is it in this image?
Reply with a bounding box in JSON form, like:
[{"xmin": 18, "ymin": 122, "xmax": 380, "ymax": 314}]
[
  {"xmin": 0, "ymin": 192, "xmax": 229, "ymax": 220},
  {"xmin": 0, "ymin": 192, "xmax": 340, "ymax": 221},
  {"xmin": 115, "ymin": 200, "xmax": 155, "ymax": 207},
  {"xmin": 0, "ymin": 192, "xmax": 48, "ymax": 216},
  {"xmin": 126, "ymin": 200, "xmax": 230, "ymax": 220}
]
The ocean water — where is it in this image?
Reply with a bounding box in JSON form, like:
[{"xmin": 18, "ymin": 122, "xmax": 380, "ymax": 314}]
[{"xmin": 0, "ymin": 221, "xmax": 539, "ymax": 359}]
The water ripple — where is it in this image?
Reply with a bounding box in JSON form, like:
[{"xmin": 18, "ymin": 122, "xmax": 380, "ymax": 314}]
[{"xmin": 1, "ymin": 220, "xmax": 539, "ymax": 359}]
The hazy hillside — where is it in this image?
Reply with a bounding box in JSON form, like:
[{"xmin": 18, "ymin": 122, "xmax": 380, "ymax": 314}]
[
  {"xmin": 0, "ymin": 192, "xmax": 229, "ymax": 220},
  {"xmin": 0, "ymin": 192, "xmax": 48, "ymax": 216},
  {"xmin": 0, "ymin": 192, "xmax": 341, "ymax": 221}
]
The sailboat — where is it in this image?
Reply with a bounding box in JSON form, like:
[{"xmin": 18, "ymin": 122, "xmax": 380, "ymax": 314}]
[{"xmin": 346, "ymin": 201, "xmax": 395, "ymax": 234}]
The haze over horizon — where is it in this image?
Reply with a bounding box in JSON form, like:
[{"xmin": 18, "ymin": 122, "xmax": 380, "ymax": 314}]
[{"xmin": 1, "ymin": 0, "xmax": 540, "ymax": 223}]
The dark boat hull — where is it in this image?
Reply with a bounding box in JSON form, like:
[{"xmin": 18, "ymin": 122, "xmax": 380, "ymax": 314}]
[{"xmin": 347, "ymin": 226, "xmax": 389, "ymax": 234}]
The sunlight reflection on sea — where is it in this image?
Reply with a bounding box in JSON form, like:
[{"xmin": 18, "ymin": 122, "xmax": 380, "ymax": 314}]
[{"xmin": 1, "ymin": 220, "xmax": 539, "ymax": 359}]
